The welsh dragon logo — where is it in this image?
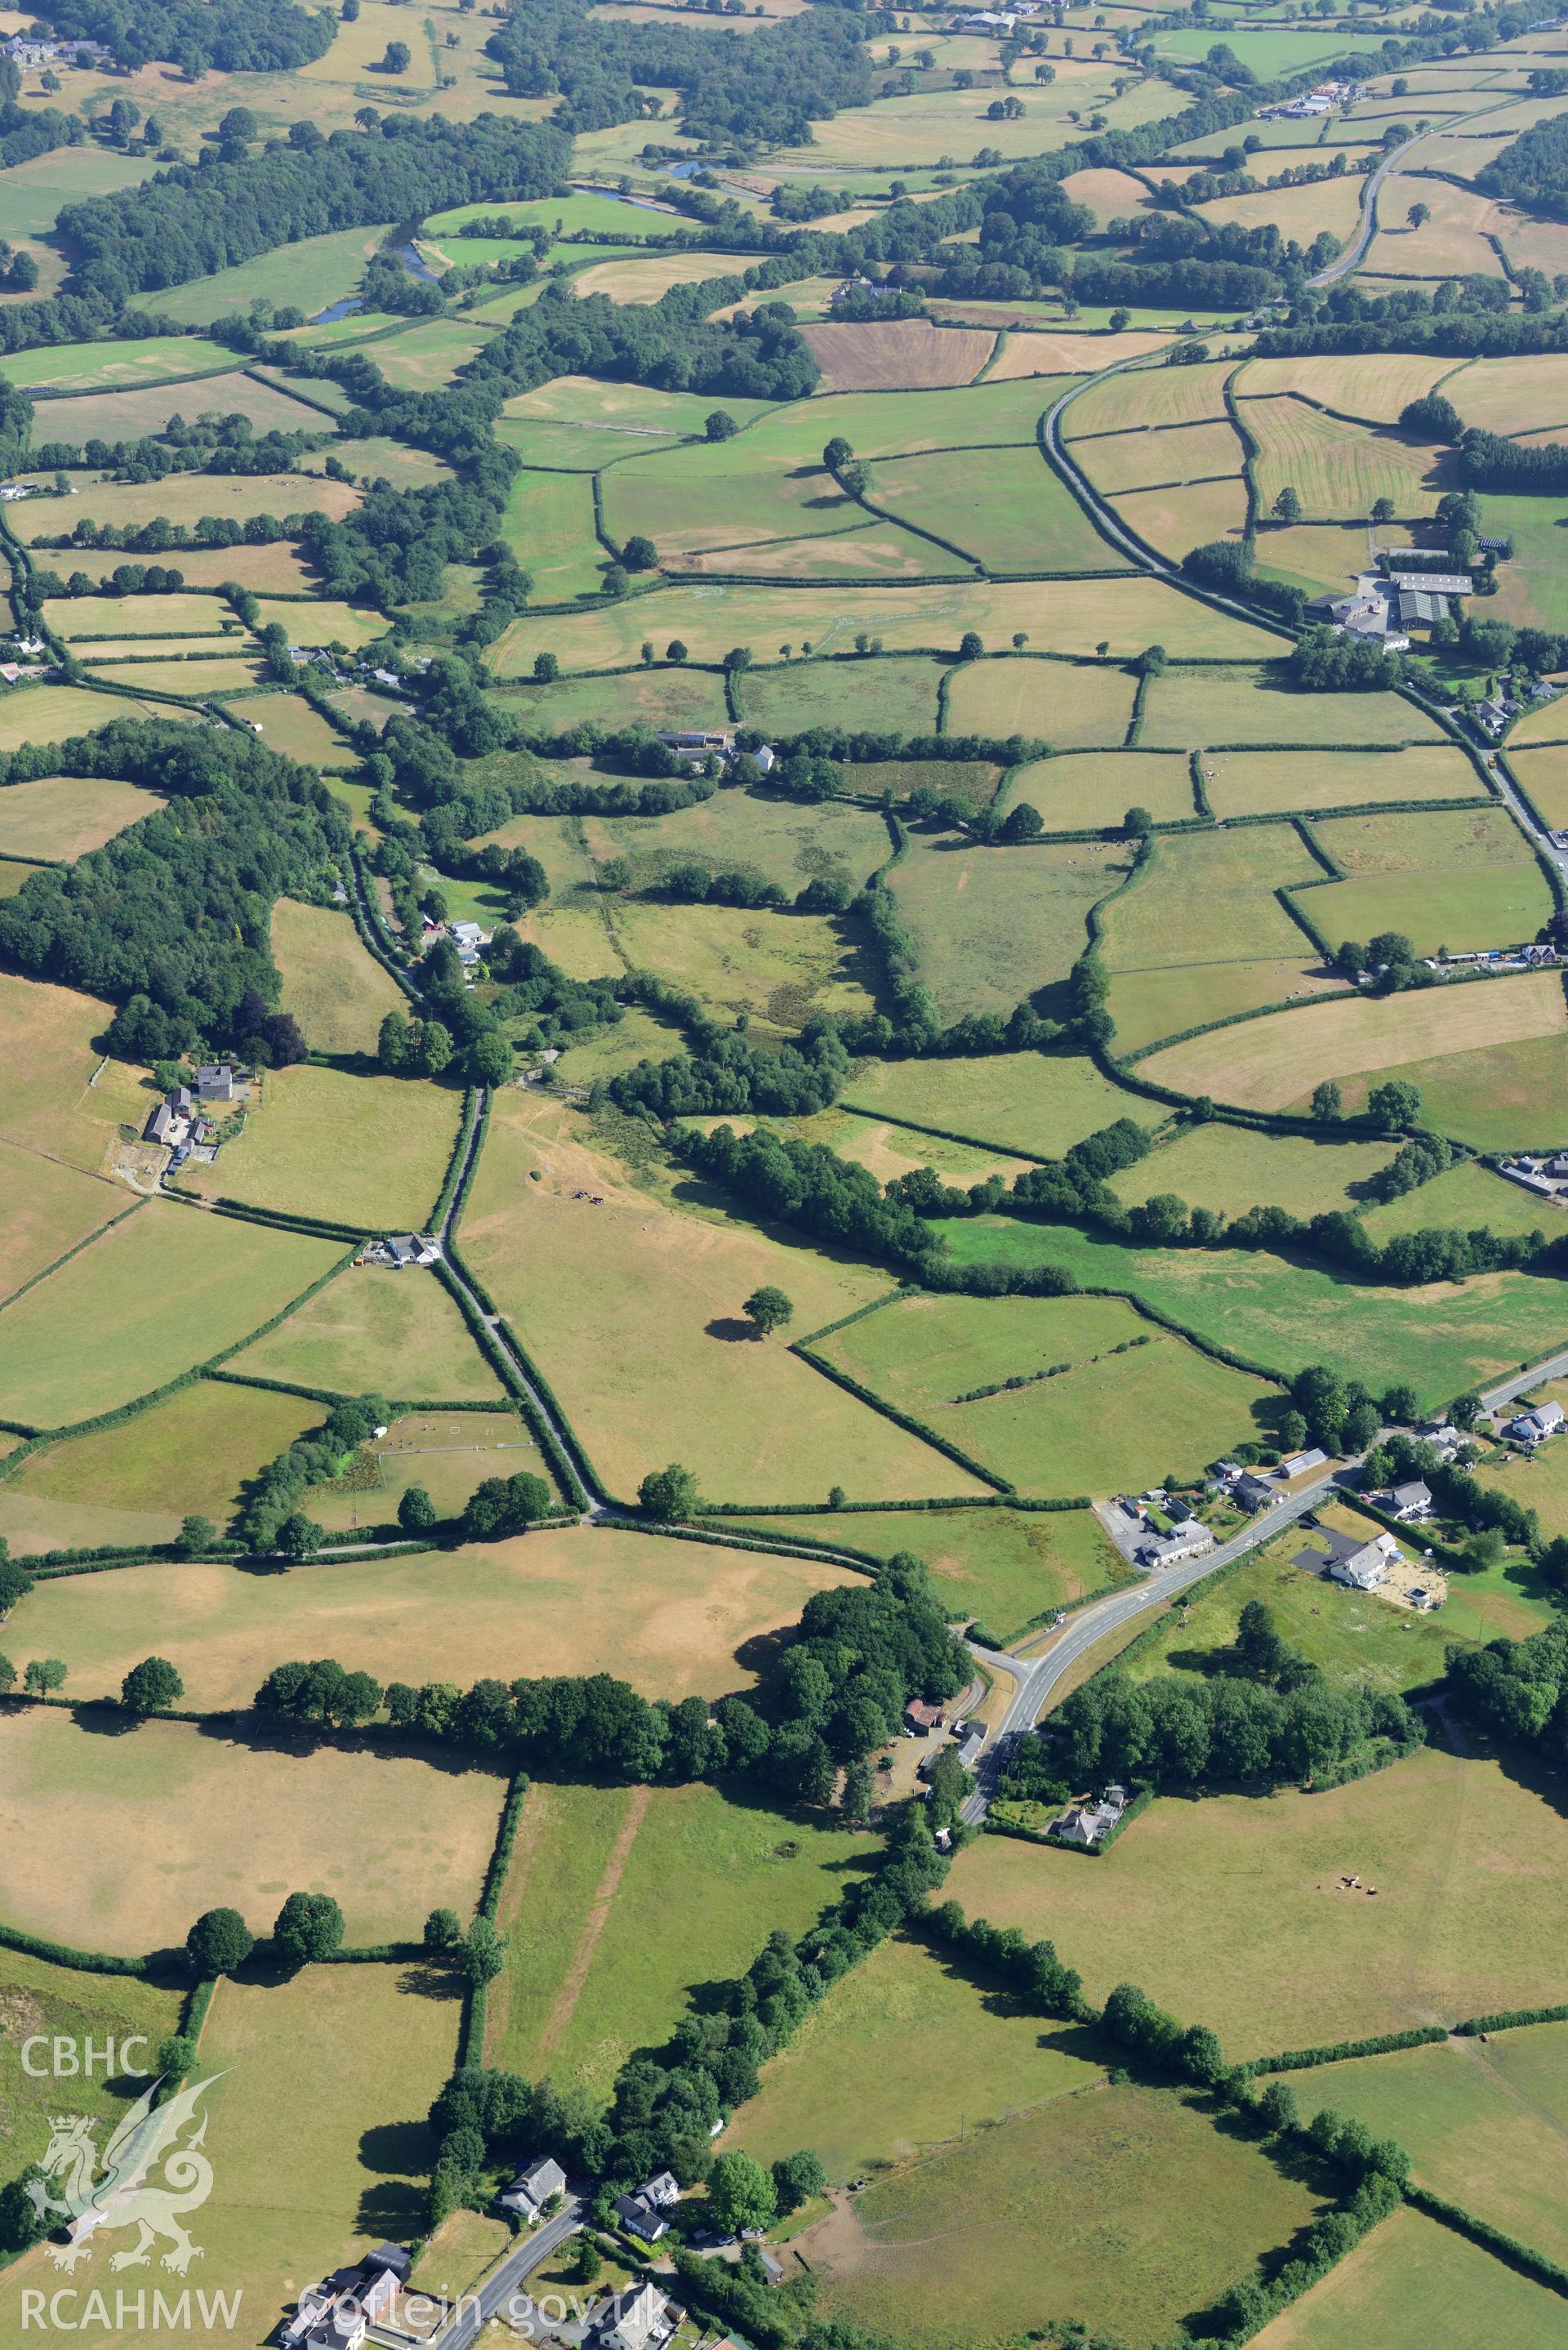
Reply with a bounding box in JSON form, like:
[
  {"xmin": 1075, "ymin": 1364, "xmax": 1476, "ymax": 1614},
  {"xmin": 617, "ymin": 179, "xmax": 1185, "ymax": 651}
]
[{"xmin": 27, "ymin": 2074, "xmax": 223, "ymax": 2275}]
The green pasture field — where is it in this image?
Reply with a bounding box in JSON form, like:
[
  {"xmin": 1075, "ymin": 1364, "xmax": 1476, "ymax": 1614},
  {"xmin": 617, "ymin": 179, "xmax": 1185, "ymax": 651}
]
[
  {"xmin": 370, "ymin": 317, "xmax": 499, "ymax": 392},
  {"xmin": 553, "ymin": 1003, "xmax": 690, "ymax": 1082},
  {"xmin": 580, "ymin": 787, "xmax": 890, "ymax": 898},
  {"xmin": 308, "ymin": 1402, "xmax": 546, "ymax": 1530},
  {"xmin": 732, "ymin": 1931, "xmax": 1107, "ymax": 2178},
  {"xmin": 1139, "ymin": 665, "xmax": 1443, "ymax": 749},
  {"xmin": 300, "ymin": 0, "xmax": 438, "ymax": 81},
  {"xmin": 7, "ymin": 1515, "xmax": 852, "ymax": 1708},
  {"xmin": 0, "ymin": 683, "xmax": 190, "ymax": 750},
  {"xmin": 1253, "ymin": 2203, "xmax": 1568, "ymax": 2350},
  {"xmin": 949, "ymin": 1740, "xmax": 1568, "ymax": 2059},
  {"xmin": 599, "ymin": 432, "xmax": 868, "ymax": 561},
  {"xmin": 724, "ymin": 1500, "xmax": 1128, "ymax": 1631},
  {"xmin": 0, "ymin": 1378, "xmax": 316, "ymax": 1554},
  {"xmin": 1065, "ymin": 359, "xmax": 1234, "ymax": 439},
  {"xmin": 36, "ymin": 370, "xmax": 328, "ymax": 447},
  {"xmin": 1198, "ymin": 172, "xmax": 1368, "ymax": 248},
  {"xmin": 1254, "ymin": 518, "xmax": 1391, "ymax": 600},
  {"xmin": 47, "ymin": 591, "xmax": 238, "ymax": 642},
  {"xmin": 183, "ymin": 1063, "xmax": 460, "ymax": 1231},
  {"xmin": 0, "ymin": 144, "xmax": 154, "ymax": 239},
  {"xmin": 604, "ymin": 889, "xmax": 875, "ymax": 1034},
  {"xmin": 572, "ymin": 247, "xmax": 742, "ymax": 302},
  {"xmin": 775, "ymin": 73, "xmax": 1125, "ymax": 171},
  {"xmin": 1477, "ymin": 493, "xmax": 1568, "ymax": 635},
  {"xmin": 305, "ymin": 437, "xmax": 452, "ymax": 496},
  {"xmin": 737, "ymin": 655, "xmax": 947, "ymax": 737},
  {"xmin": 944, "ymin": 654, "xmax": 1139, "ymax": 748},
  {"xmin": 804, "ymin": 2078, "xmax": 1321, "ymax": 2350},
  {"xmin": 494, "ymin": 665, "xmax": 733, "ymax": 739},
  {"xmin": 271, "ymin": 896, "xmax": 408, "ymax": 1057},
  {"xmin": 1120, "ymin": 1527, "xmax": 1550, "ymax": 1702},
  {"xmin": 1140, "ymin": 970, "xmax": 1568, "ymax": 1143},
  {"xmin": 935, "ymin": 1212, "xmax": 1568, "ymax": 1402},
  {"xmin": 428, "ymin": 191, "xmax": 685, "ymax": 241},
  {"xmin": 0, "ymin": 1136, "xmax": 128, "ymax": 1309},
  {"xmin": 1358, "ymin": 1156, "xmax": 1561, "ymax": 1244},
  {"xmin": 490, "ymin": 573, "xmax": 1280, "ymax": 676},
  {"xmin": 0, "ymin": 1946, "xmax": 182, "ymax": 2187},
  {"xmin": 840, "ymin": 1048, "xmax": 1160, "ymax": 1157},
  {"xmin": 0, "ymin": 770, "xmax": 159, "ymax": 862},
  {"xmin": 889, "ymin": 833, "xmax": 1124, "ymax": 1020},
  {"xmin": 501, "ymin": 466, "xmax": 608, "ymax": 601},
  {"xmin": 150, "ymin": 225, "xmax": 397, "ymax": 323},
  {"xmin": 1510, "ymin": 743, "xmax": 1568, "ymax": 832},
  {"xmin": 1111, "ymin": 1119, "xmax": 1399, "ymax": 1219},
  {"xmin": 769, "ymin": 1101, "xmax": 1031, "ymax": 1188},
  {"xmin": 0, "ymin": 334, "xmax": 238, "ymax": 391},
  {"xmin": 1242, "ymin": 393, "xmax": 1447, "ymax": 522},
  {"xmin": 487, "ymin": 1779, "xmax": 879, "ymax": 2098},
  {"xmin": 863, "ymin": 440, "xmax": 1130, "ymax": 573},
  {"xmin": 850, "ymin": 756, "xmax": 1002, "ymax": 809},
  {"xmin": 0, "ymin": 1705, "xmax": 503, "ymax": 1955},
  {"xmin": 466, "ymin": 805, "xmax": 621, "ymax": 979},
  {"xmin": 1099, "ymin": 820, "xmax": 1325, "ymax": 974},
  {"xmin": 1202, "ymin": 743, "xmax": 1483, "ymax": 818},
  {"xmin": 1302, "ymin": 2027, "xmax": 1568, "ymax": 2270},
  {"xmin": 1443, "ymin": 351, "xmax": 1568, "ymax": 436},
  {"xmin": 154, "ymin": 542, "xmax": 323, "ymax": 594},
  {"xmin": 462, "ymin": 1088, "xmax": 989, "ymax": 1504},
  {"xmin": 1367, "ymin": 172, "xmax": 1505, "ymax": 281},
  {"xmin": 229, "ymin": 1262, "xmax": 501, "ymax": 1399},
  {"xmin": 1223, "ymin": 350, "xmax": 1458, "ymax": 427},
  {"xmin": 0, "ymin": 1197, "xmax": 340, "ymax": 1428},
  {"xmin": 1110, "ymin": 954, "xmax": 1344, "ymax": 1055},
  {"xmin": 1305, "ymin": 805, "xmax": 1552, "ymax": 956},
  {"xmin": 822, "ymin": 1287, "xmax": 1278, "ymax": 1495},
  {"xmin": 1076, "ymin": 416, "xmax": 1245, "ymax": 497},
  {"xmin": 1009, "ymin": 748, "xmax": 1196, "ymax": 829},
  {"xmin": 1154, "ymin": 20, "xmax": 1396, "ymax": 66},
  {"xmin": 237, "ymin": 690, "xmax": 358, "ymax": 765}
]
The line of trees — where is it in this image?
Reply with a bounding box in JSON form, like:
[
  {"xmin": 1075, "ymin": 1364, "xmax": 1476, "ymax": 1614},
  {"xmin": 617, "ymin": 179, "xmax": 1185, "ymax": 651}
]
[{"xmin": 235, "ymin": 1394, "xmax": 390, "ymax": 1555}]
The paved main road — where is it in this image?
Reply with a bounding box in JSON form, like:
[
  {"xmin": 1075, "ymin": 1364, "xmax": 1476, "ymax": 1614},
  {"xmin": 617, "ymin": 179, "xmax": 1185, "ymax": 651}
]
[
  {"xmin": 959, "ymin": 1339, "xmax": 1568, "ymax": 1822},
  {"xmin": 426, "ymin": 2201, "xmax": 583, "ymax": 2348}
]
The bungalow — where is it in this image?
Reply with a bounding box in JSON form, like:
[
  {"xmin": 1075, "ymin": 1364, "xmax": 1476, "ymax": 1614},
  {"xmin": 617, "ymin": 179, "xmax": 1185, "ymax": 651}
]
[
  {"xmin": 1384, "ymin": 1479, "xmax": 1432, "ymax": 1523},
  {"xmin": 1293, "ymin": 1526, "xmax": 1398, "ymax": 1590},
  {"xmin": 600, "ymin": 2283, "xmax": 675, "ymax": 2350},
  {"xmin": 500, "ymin": 2154, "xmax": 566, "ymax": 2222},
  {"xmin": 283, "ymin": 2245, "xmax": 410, "ymax": 2350},
  {"xmin": 1507, "ymin": 1400, "xmax": 1566, "ymax": 1446},
  {"xmin": 1052, "ymin": 1784, "xmax": 1127, "ymax": 1846},
  {"xmin": 615, "ymin": 2191, "xmax": 669, "ymax": 2245},
  {"xmin": 373, "ymin": 1233, "xmax": 440, "ymax": 1269}
]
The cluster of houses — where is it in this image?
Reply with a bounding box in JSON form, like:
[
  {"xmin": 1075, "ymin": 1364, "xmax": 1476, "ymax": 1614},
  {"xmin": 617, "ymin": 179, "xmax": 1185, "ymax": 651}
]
[
  {"xmin": 1474, "ymin": 679, "xmax": 1557, "ymax": 738},
  {"xmin": 498, "ymin": 2160, "xmax": 688, "ymax": 2346},
  {"xmin": 1254, "ymin": 78, "xmax": 1354, "ymax": 120},
  {"xmin": 422, "ymin": 911, "xmax": 492, "ymax": 973},
  {"xmin": 4, "ymin": 32, "xmax": 108, "ymax": 65},
  {"xmin": 1308, "ymin": 568, "xmax": 1480, "ymax": 653},
  {"xmin": 1500, "ymin": 1149, "xmax": 1568, "ymax": 1202},
  {"xmin": 283, "ymin": 644, "xmax": 430, "ymax": 697},
  {"xmin": 654, "ymin": 728, "xmax": 777, "ymax": 776},
  {"xmin": 142, "ymin": 1064, "xmax": 238, "ymax": 1163},
  {"xmin": 1213, "ymin": 1449, "xmax": 1329, "ymax": 1515},
  {"xmin": 915, "ymin": 1709, "xmax": 985, "ymax": 1777},
  {"xmin": 1112, "ymin": 1492, "xmax": 1215, "ymax": 1570}
]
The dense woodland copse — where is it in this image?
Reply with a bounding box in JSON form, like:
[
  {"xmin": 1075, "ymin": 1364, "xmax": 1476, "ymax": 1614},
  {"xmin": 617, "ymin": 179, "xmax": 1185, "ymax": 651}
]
[
  {"xmin": 56, "ymin": 115, "xmax": 569, "ymax": 309},
  {"xmin": 486, "ymin": 0, "xmax": 880, "ymax": 143},
  {"xmin": 1477, "ymin": 105, "xmax": 1568, "ymax": 220},
  {"xmin": 463, "ymin": 276, "xmax": 821, "ymax": 401},
  {"xmin": 0, "ymin": 720, "xmax": 348, "ymax": 1060},
  {"xmin": 33, "ymin": 0, "xmax": 336, "ymax": 72}
]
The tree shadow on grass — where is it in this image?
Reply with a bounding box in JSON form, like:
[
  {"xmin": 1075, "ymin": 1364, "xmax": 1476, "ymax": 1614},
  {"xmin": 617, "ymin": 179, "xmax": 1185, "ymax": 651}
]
[
  {"xmin": 66, "ymin": 1702, "xmax": 140, "ymax": 1737},
  {"xmin": 190, "ymin": 1713, "xmax": 514, "ymax": 1786},
  {"xmin": 397, "ymin": 1960, "xmax": 466, "ymax": 2005},
  {"xmin": 706, "ymin": 1316, "xmax": 760, "ymax": 1344}
]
